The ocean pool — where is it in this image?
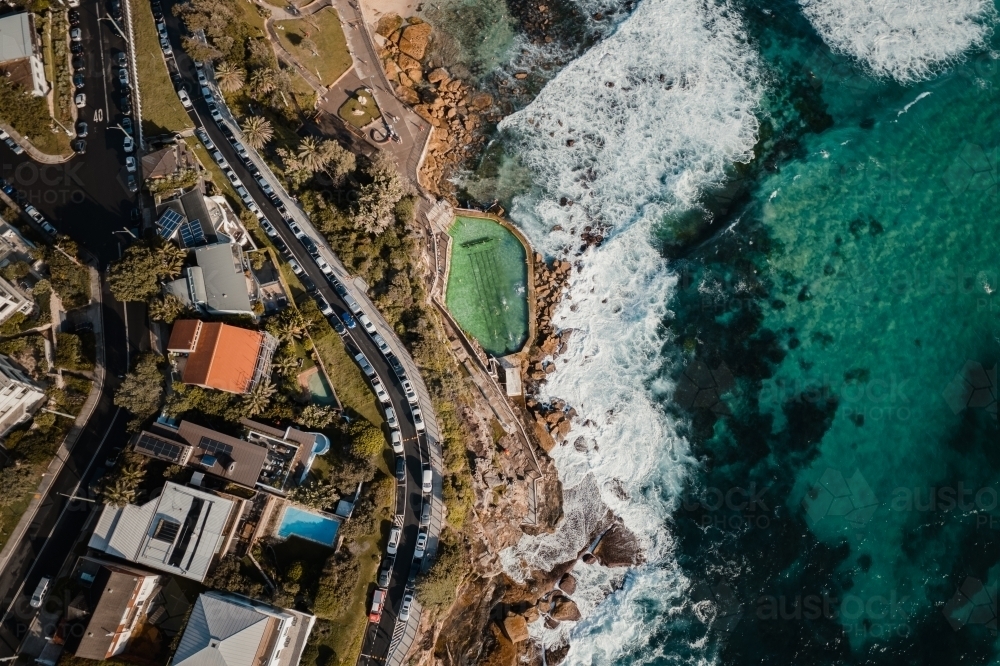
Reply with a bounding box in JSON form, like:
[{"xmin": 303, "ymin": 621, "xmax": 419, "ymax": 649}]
[
  {"xmin": 277, "ymin": 505, "xmax": 339, "ymax": 547},
  {"xmin": 445, "ymin": 215, "xmax": 529, "ymax": 356}
]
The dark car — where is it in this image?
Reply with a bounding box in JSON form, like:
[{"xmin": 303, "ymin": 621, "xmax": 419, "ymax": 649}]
[
  {"xmin": 110, "ymin": 0, "xmax": 122, "ymax": 18},
  {"xmin": 71, "ymin": 41, "xmax": 83, "ymax": 54},
  {"xmin": 71, "ymin": 139, "xmax": 86, "ymax": 154},
  {"xmin": 301, "ymin": 276, "xmax": 316, "ymax": 293},
  {"xmin": 120, "ymin": 96, "xmax": 132, "ymax": 114},
  {"xmin": 330, "ymin": 314, "xmax": 346, "ymax": 335},
  {"xmin": 0, "ymin": 179, "xmax": 13, "ymax": 195},
  {"xmin": 127, "ymin": 174, "xmax": 138, "ymax": 193},
  {"xmin": 121, "ymin": 117, "xmax": 133, "ymax": 135},
  {"xmin": 104, "ymin": 447, "xmax": 122, "ymax": 467},
  {"xmin": 69, "ymin": 9, "xmax": 80, "ymax": 24},
  {"xmin": 301, "ymin": 236, "xmax": 318, "ymax": 257},
  {"xmin": 395, "ymin": 457, "xmax": 406, "ymax": 483},
  {"xmin": 76, "ymin": 122, "xmax": 88, "ymax": 137},
  {"xmin": 73, "ymin": 73, "xmax": 85, "ymax": 89},
  {"xmin": 331, "ymin": 280, "xmax": 348, "ymax": 297},
  {"xmin": 342, "ymin": 311, "xmax": 356, "ymax": 329},
  {"xmin": 116, "ymin": 52, "xmax": 127, "ymax": 68},
  {"xmin": 72, "ymin": 56, "xmax": 85, "ymax": 71},
  {"xmin": 387, "ymin": 354, "xmax": 405, "ymax": 379}
]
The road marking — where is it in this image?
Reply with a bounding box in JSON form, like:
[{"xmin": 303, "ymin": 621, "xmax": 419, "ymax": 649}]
[
  {"xmin": 94, "ymin": 108, "xmax": 104, "ymax": 123},
  {"xmin": 95, "ymin": 11, "xmax": 110, "ymax": 119},
  {"xmin": 0, "ymin": 407, "xmax": 124, "ymax": 626}
]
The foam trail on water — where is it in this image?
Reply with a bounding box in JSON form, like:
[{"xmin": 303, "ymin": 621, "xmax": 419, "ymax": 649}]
[
  {"xmin": 799, "ymin": 0, "xmax": 997, "ymax": 83},
  {"xmin": 495, "ymin": 0, "xmax": 761, "ymax": 661}
]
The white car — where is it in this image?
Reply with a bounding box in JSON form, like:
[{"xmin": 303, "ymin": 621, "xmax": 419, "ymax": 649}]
[
  {"xmin": 399, "ymin": 592, "xmax": 413, "ymax": 620},
  {"xmin": 125, "ymin": 156, "xmax": 136, "ymax": 173},
  {"xmin": 372, "ymin": 333, "xmax": 391, "ymax": 357},
  {"xmin": 261, "ymin": 219, "xmax": 278, "ymax": 237},
  {"xmin": 74, "ymin": 93, "xmax": 86, "ymax": 108},
  {"xmin": 70, "ymin": 27, "xmax": 82, "ymax": 41},
  {"xmin": 210, "ymin": 106, "xmax": 223, "ymax": 122},
  {"xmin": 390, "ymin": 429, "xmax": 403, "ymax": 454},
  {"xmin": 412, "ymin": 407, "xmax": 425, "ymax": 433},
  {"xmin": 402, "ymin": 379, "xmax": 418, "ymax": 405},
  {"xmin": 288, "ymin": 221, "xmax": 304, "ymax": 238},
  {"xmin": 30, "ymin": 577, "xmax": 51, "ymax": 609},
  {"xmin": 212, "ymin": 151, "xmax": 229, "ymax": 170},
  {"xmin": 359, "ymin": 314, "xmax": 376, "ymax": 335},
  {"xmin": 354, "ymin": 352, "xmax": 375, "ymax": 377},
  {"xmin": 316, "ymin": 257, "xmax": 333, "ymax": 276},
  {"xmin": 178, "ymin": 88, "xmax": 192, "ymax": 108},
  {"xmin": 237, "ymin": 186, "xmax": 252, "ymax": 204},
  {"xmin": 315, "ymin": 294, "xmax": 333, "ymax": 317},
  {"xmin": 385, "ymin": 406, "xmax": 397, "ymax": 429},
  {"xmin": 288, "ymin": 258, "xmax": 303, "ymax": 275},
  {"xmin": 226, "ymin": 170, "xmax": 242, "ymax": 187},
  {"xmin": 372, "ymin": 376, "xmax": 390, "ymax": 404},
  {"xmin": 123, "ymin": 135, "xmax": 134, "ymax": 153},
  {"xmin": 422, "ymin": 467, "xmax": 432, "ymax": 493},
  {"xmin": 414, "ymin": 531, "xmax": 427, "ymax": 558},
  {"xmin": 197, "ymin": 70, "xmax": 208, "ymax": 85},
  {"xmin": 387, "ymin": 527, "xmax": 401, "ymax": 555},
  {"xmin": 0, "ymin": 129, "xmax": 8, "ymax": 140},
  {"xmin": 250, "ymin": 203, "xmax": 264, "ymax": 219}
]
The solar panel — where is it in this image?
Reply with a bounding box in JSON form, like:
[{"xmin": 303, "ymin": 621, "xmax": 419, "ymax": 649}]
[
  {"xmin": 157, "ymin": 209, "xmax": 184, "ymax": 238},
  {"xmin": 135, "ymin": 432, "xmax": 185, "ymax": 462},
  {"xmin": 152, "ymin": 518, "xmax": 180, "ymax": 542},
  {"xmin": 179, "ymin": 219, "xmax": 206, "ymax": 246},
  {"xmin": 199, "ymin": 436, "xmax": 233, "ymax": 458}
]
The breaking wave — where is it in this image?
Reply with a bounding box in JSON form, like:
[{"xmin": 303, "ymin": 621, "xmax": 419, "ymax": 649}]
[
  {"xmin": 799, "ymin": 0, "xmax": 997, "ymax": 83},
  {"xmin": 494, "ymin": 0, "xmax": 762, "ymax": 661}
]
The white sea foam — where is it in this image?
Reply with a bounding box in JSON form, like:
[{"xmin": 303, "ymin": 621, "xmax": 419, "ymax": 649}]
[
  {"xmin": 799, "ymin": 0, "xmax": 997, "ymax": 84},
  {"xmin": 494, "ymin": 0, "xmax": 762, "ymax": 661}
]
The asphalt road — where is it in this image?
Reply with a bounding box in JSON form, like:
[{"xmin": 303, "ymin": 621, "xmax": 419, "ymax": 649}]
[
  {"xmin": 158, "ymin": 6, "xmax": 431, "ymax": 659},
  {"xmin": 0, "ymin": 2, "xmax": 146, "ymax": 655}
]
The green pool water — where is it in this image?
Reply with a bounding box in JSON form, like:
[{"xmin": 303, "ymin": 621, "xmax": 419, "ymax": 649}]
[
  {"xmin": 446, "ymin": 215, "xmax": 529, "ymax": 356},
  {"xmin": 307, "ymin": 370, "xmax": 335, "ymax": 405}
]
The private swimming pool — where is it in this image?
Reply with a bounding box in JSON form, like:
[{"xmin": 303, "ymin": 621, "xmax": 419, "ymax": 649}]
[{"xmin": 277, "ymin": 505, "xmax": 339, "ymax": 547}]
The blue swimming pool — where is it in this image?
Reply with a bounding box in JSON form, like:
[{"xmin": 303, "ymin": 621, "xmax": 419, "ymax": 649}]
[{"xmin": 277, "ymin": 505, "xmax": 339, "ymax": 547}]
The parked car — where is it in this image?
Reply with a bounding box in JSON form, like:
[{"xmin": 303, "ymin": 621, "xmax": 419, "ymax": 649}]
[
  {"xmin": 73, "ymin": 73, "xmax": 85, "ymax": 89},
  {"xmin": 420, "ymin": 501, "xmax": 431, "ymax": 527},
  {"xmin": 71, "ymin": 139, "xmax": 86, "ymax": 155},
  {"xmin": 301, "ymin": 235, "xmax": 318, "ymax": 256},
  {"xmin": 212, "ymin": 151, "xmax": 229, "ymax": 170},
  {"xmin": 288, "ymin": 221, "xmax": 304, "ymax": 238},
  {"xmin": 331, "ymin": 279, "xmax": 348, "ymax": 297},
  {"xmin": 378, "ymin": 558, "xmax": 393, "ymax": 588},
  {"xmin": 40, "ymin": 220, "xmax": 57, "ymax": 235},
  {"xmin": 372, "ymin": 333, "xmax": 391, "ymax": 357},
  {"xmin": 395, "ymin": 456, "xmax": 406, "ymax": 482},
  {"xmin": 116, "ymin": 52, "xmax": 127, "ymax": 68},
  {"xmin": 105, "ymin": 447, "xmax": 122, "ymax": 467},
  {"xmin": 74, "ymin": 93, "xmax": 86, "ymax": 108},
  {"xmin": 196, "ymin": 127, "xmax": 214, "ymax": 150},
  {"xmin": 69, "ymin": 9, "xmax": 80, "ymax": 24},
  {"xmin": 344, "ymin": 293, "xmax": 363, "ymax": 314},
  {"xmin": 160, "ymin": 38, "xmax": 172, "ymax": 55},
  {"xmin": 178, "ymin": 88, "xmax": 192, "ymax": 108},
  {"xmin": 368, "ymin": 589, "xmax": 385, "ymax": 623},
  {"xmin": 414, "ymin": 531, "xmax": 427, "ymax": 558},
  {"xmin": 197, "ymin": 70, "xmax": 208, "ymax": 85},
  {"xmin": 315, "ymin": 294, "xmax": 333, "ymax": 317},
  {"xmin": 288, "ymin": 258, "xmax": 303, "ymax": 274},
  {"xmin": 316, "ymin": 257, "xmax": 333, "ymax": 276},
  {"xmin": 121, "ymin": 117, "xmax": 133, "ymax": 135},
  {"xmin": 71, "ymin": 41, "xmax": 83, "ymax": 54},
  {"xmin": 260, "ymin": 218, "xmax": 277, "ymax": 237},
  {"xmin": 201, "ymin": 85, "xmax": 212, "ymax": 100},
  {"xmin": 118, "ymin": 68, "xmax": 129, "ymax": 87},
  {"xmin": 0, "ymin": 179, "xmax": 14, "ymax": 195},
  {"xmin": 422, "ymin": 467, "xmax": 432, "ymax": 493},
  {"xmin": 29, "ymin": 578, "xmax": 51, "ymax": 609},
  {"xmin": 257, "ymin": 177, "xmax": 274, "ymax": 196},
  {"xmin": 384, "ymin": 406, "xmax": 398, "ymax": 429},
  {"xmin": 125, "ymin": 156, "xmax": 136, "ymax": 173},
  {"xmin": 412, "ymin": 407, "xmax": 425, "ymax": 432},
  {"xmin": 342, "ymin": 312, "xmax": 356, "ymax": 329},
  {"xmin": 399, "ymin": 593, "xmax": 413, "ymax": 621},
  {"xmin": 70, "ymin": 27, "xmax": 82, "ymax": 41},
  {"xmin": 227, "ymin": 170, "xmax": 242, "ymax": 187},
  {"xmin": 387, "ymin": 354, "xmax": 405, "ymax": 379},
  {"xmin": 209, "ymin": 104, "xmax": 223, "ymax": 122},
  {"xmin": 330, "ymin": 314, "xmax": 347, "ymax": 336},
  {"xmin": 5, "ymin": 137, "xmax": 23, "ymax": 155},
  {"xmin": 72, "ymin": 56, "xmax": 85, "ymax": 71},
  {"xmin": 402, "ymin": 379, "xmax": 418, "ymax": 405},
  {"xmin": 355, "ymin": 352, "xmax": 375, "ymax": 378},
  {"xmin": 387, "ymin": 526, "xmax": 401, "ymax": 555},
  {"xmin": 390, "ymin": 429, "xmax": 403, "ymax": 454},
  {"xmin": 120, "ymin": 95, "xmax": 131, "ymax": 114},
  {"xmin": 75, "ymin": 122, "xmax": 87, "ymax": 137},
  {"xmin": 359, "ymin": 314, "xmax": 376, "ymax": 335},
  {"xmin": 127, "ymin": 174, "xmax": 138, "ymax": 193},
  {"xmin": 123, "ymin": 135, "xmax": 134, "ymax": 153},
  {"xmin": 372, "ymin": 376, "xmax": 390, "ymax": 404},
  {"xmin": 236, "ymin": 186, "xmax": 252, "ymax": 204}
]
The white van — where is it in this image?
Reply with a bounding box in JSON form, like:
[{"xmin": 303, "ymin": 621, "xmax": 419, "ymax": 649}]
[{"xmin": 30, "ymin": 577, "xmax": 51, "ymax": 608}]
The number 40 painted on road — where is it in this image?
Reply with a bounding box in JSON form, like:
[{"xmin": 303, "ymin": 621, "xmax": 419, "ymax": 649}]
[{"xmin": 94, "ymin": 108, "xmax": 104, "ymax": 123}]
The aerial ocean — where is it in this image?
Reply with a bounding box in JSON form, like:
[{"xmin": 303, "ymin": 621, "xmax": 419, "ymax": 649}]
[{"xmin": 438, "ymin": 0, "xmax": 1000, "ymax": 662}]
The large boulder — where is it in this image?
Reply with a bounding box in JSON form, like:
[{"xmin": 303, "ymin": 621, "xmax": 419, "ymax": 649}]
[
  {"xmin": 397, "ymin": 53, "xmax": 421, "ymax": 73},
  {"xmin": 427, "ymin": 67, "xmax": 450, "ymax": 84},
  {"xmin": 375, "ymin": 14, "xmax": 403, "ymax": 38},
  {"xmin": 550, "ymin": 596, "xmax": 581, "ymax": 622},
  {"xmin": 503, "ymin": 614, "xmax": 529, "ymax": 643},
  {"xmin": 394, "ymin": 85, "xmax": 420, "ymax": 105},
  {"xmin": 398, "ymin": 22, "xmax": 432, "ymax": 60},
  {"xmin": 558, "ymin": 573, "xmax": 577, "ymax": 595}
]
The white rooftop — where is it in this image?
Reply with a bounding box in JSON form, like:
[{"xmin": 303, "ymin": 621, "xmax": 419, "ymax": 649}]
[
  {"xmin": 0, "ymin": 13, "xmax": 33, "ymax": 64},
  {"xmin": 88, "ymin": 482, "xmax": 235, "ymax": 582}
]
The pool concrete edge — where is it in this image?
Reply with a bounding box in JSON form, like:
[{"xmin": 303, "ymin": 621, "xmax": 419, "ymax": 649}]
[{"xmin": 445, "ymin": 208, "xmax": 537, "ymax": 365}]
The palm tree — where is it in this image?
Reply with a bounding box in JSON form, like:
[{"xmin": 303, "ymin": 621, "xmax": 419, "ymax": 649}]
[
  {"xmin": 156, "ymin": 242, "xmax": 187, "ymax": 279},
  {"xmin": 250, "ymin": 68, "xmax": 277, "ymax": 96},
  {"xmin": 278, "ymin": 309, "xmax": 308, "ymax": 341},
  {"xmin": 215, "ymin": 61, "xmax": 245, "ymax": 93},
  {"xmin": 271, "ymin": 354, "xmax": 299, "ymax": 378},
  {"xmin": 242, "ymin": 115, "xmax": 274, "ymax": 150},
  {"xmin": 297, "ymin": 136, "xmax": 325, "ymax": 173},
  {"xmin": 242, "ymin": 379, "xmax": 276, "ymax": 417}
]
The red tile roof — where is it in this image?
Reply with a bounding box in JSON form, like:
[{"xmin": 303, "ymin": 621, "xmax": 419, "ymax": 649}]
[
  {"xmin": 177, "ymin": 321, "xmax": 264, "ymax": 394},
  {"xmin": 167, "ymin": 320, "xmax": 202, "ymax": 353}
]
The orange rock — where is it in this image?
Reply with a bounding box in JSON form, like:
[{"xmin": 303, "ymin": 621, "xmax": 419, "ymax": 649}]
[{"xmin": 398, "ymin": 22, "xmax": 432, "ymax": 60}]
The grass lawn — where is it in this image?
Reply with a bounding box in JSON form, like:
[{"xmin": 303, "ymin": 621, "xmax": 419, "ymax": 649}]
[
  {"xmin": 274, "ymin": 8, "xmax": 352, "ymax": 87},
  {"xmin": 0, "ymin": 489, "xmax": 34, "ymax": 553},
  {"xmin": 312, "ymin": 332, "xmax": 381, "ymax": 425},
  {"xmin": 130, "ymin": 2, "xmax": 192, "ymax": 135},
  {"xmin": 338, "ymin": 90, "xmax": 380, "ymax": 129},
  {"xmin": 324, "ymin": 529, "xmax": 382, "ymax": 666}
]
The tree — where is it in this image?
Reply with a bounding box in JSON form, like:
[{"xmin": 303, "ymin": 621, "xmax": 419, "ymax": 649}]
[
  {"xmin": 288, "ymin": 479, "xmax": 339, "ymax": 510},
  {"xmin": 205, "ymin": 554, "xmax": 266, "ymax": 599},
  {"xmin": 354, "ymin": 153, "xmax": 409, "ymax": 235},
  {"xmin": 270, "ymin": 353, "xmax": 298, "ymax": 378},
  {"xmin": 297, "ymin": 136, "xmax": 324, "ymax": 173},
  {"xmin": 55, "ymin": 332, "xmax": 92, "ymax": 371},
  {"xmin": 242, "ymin": 115, "xmax": 273, "ymax": 150},
  {"xmin": 100, "ymin": 453, "xmax": 148, "ymax": 507},
  {"xmin": 250, "ymin": 67, "xmax": 277, "ymax": 95},
  {"xmin": 149, "ymin": 294, "xmax": 188, "ymax": 323},
  {"xmin": 268, "ymin": 308, "xmax": 308, "ymax": 342},
  {"xmin": 215, "ymin": 61, "xmax": 246, "ymax": 92},
  {"xmin": 115, "ymin": 354, "xmax": 164, "ymax": 429},
  {"xmin": 318, "ymin": 139, "xmax": 355, "ymax": 185},
  {"xmin": 350, "ymin": 420, "xmax": 384, "ymax": 459},
  {"xmin": 241, "ymin": 379, "xmax": 276, "ymax": 417},
  {"xmin": 156, "ymin": 242, "xmax": 187, "ymax": 279},
  {"xmin": 297, "ymin": 403, "xmax": 336, "ymax": 429},
  {"xmin": 108, "ymin": 244, "xmax": 161, "ymax": 302}
]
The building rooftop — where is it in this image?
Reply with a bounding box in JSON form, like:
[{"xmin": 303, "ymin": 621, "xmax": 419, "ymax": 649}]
[
  {"xmin": 171, "ymin": 320, "xmax": 274, "ymax": 394},
  {"xmin": 194, "ymin": 243, "xmax": 253, "ymax": 314},
  {"xmin": 177, "ymin": 421, "xmax": 267, "ymax": 488},
  {"xmin": 75, "ymin": 561, "xmax": 160, "ymax": 660},
  {"xmin": 88, "ymin": 482, "xmax": 237, "ymax": 582},
  {"xmin": 0, "ymin": 13, "xmax": 34, "ymax": 64}
]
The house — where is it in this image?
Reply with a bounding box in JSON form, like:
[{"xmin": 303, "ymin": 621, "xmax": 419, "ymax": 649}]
[
  {"xmin": 0, "ymin": 13, "xmax": 48, "ymax": 96},
  {"xmin": 0, "ymin": 274, "xmax": 32, "ymax": 325},
  {"xmin": 172, "ymin": 591, "xmax": 314, "ymax": 666},
  {"xmin": 142, "ymin": 142, "xmax": 198, "ymax": 181},
  {"xmin": 74, "ymin": 559, "xmax": 162, "ymax": 660},
  {"xmin": 164, "ymin": 243, "xmax": 260, "ymax": 315},
  {"xmin": 131, "ymin": 419, "xmax": 323, "ymax": 493},
  {"xmin": 155, "ymin": 187, "xmax": 254, "ymax": 249},
  {"xmin": 167, "ymin": 320, "xmax": 276, "ymax": 394},
  {"xmin": 0, "ymin": 353, "xmax": 45, "ymax": 436},
  {"xmin": 88, "ymin": 481, "xmax": 244, "ymax": 582}
]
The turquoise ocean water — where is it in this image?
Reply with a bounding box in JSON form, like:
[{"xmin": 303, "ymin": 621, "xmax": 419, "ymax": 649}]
[{"xmin": 440, "ymin": 0, "xmax": 1000, "ymax": 661}]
